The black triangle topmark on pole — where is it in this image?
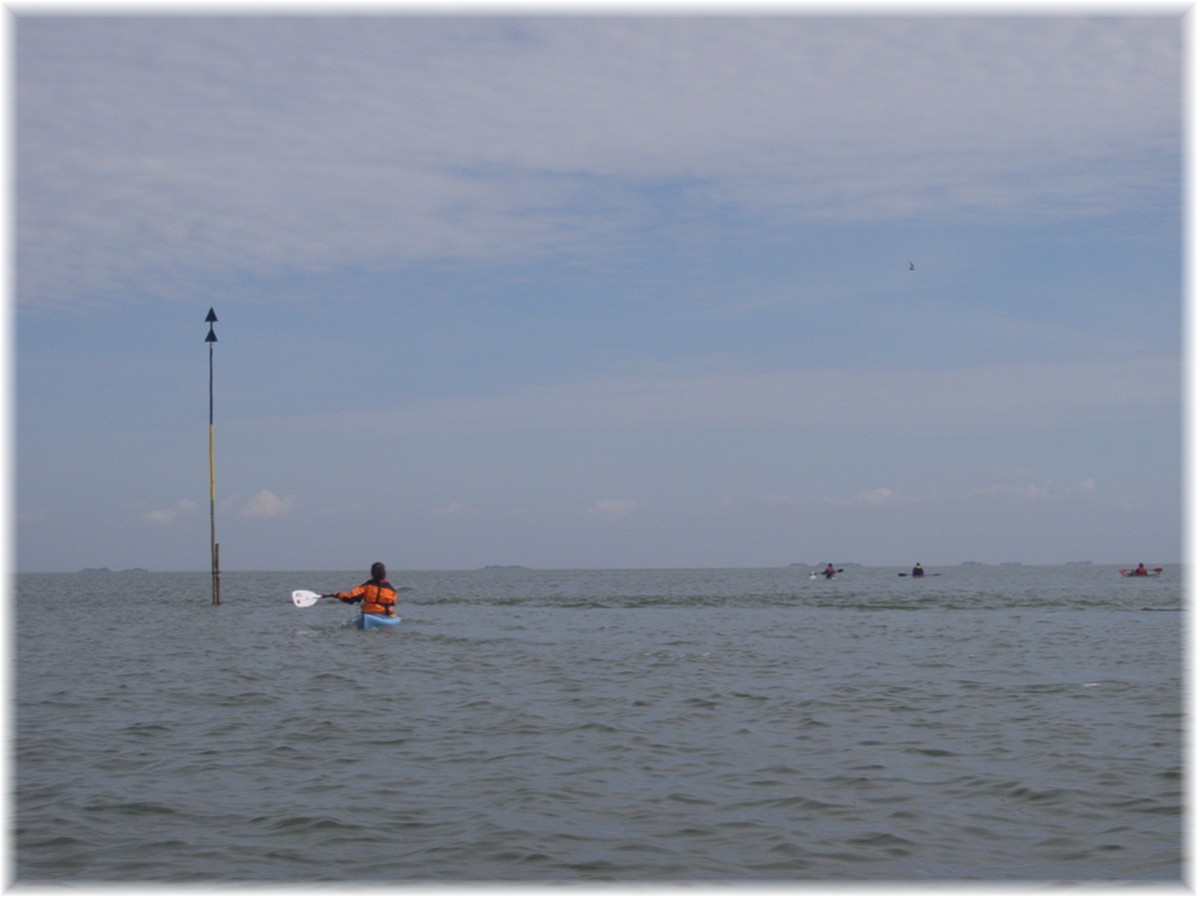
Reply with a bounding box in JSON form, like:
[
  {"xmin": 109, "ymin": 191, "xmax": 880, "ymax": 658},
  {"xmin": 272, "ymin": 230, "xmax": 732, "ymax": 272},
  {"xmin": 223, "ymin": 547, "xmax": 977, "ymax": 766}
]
[{"xmin": 206, "ymin": 308, "xmax": 220, "ymax": 605}]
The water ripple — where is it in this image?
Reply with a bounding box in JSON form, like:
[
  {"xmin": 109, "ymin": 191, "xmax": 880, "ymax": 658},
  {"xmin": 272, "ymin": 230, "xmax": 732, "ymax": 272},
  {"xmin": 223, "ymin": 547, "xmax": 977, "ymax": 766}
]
[{"xmin": 13, "ymin": 568, "xmax": 1183, "ymax": 883}]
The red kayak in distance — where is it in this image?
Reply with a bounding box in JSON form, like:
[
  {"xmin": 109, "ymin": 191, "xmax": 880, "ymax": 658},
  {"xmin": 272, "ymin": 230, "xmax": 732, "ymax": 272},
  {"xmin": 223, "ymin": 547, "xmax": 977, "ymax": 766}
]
[{"xmin": 1119, "ymin": 567, "xmax": 1163, "ymax": 577}]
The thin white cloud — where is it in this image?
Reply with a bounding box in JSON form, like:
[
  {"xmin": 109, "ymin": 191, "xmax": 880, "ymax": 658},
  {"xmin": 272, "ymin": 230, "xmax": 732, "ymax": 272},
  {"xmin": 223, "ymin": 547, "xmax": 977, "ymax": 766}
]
[
  {"xmin": 974, "ymin": 478, "xmax": 1101, "ymax": 501},
  {"xmin": 589, "ymin": 499, "xmax": 636, "ymax": 519},
  {"xmin": 433, "ymin": 500, "xmax": 469, "ymax": 517},
  {"xmin": 975, "ymin": 483, "xmax": 1052, "ymax": 500},
  {"xmin": 143, "ymin": 499, "xmax": 197, "ymax": 526},
  {"xmin": 259, "ymin": 355, "xmax": 1177, "ymax": 439},
  {"xmin": 239, "ymin": 489, "xmax": 298, "ymax": 519},
  {"xmin": 830, "ymin": 487, "xmax": 911, "ymax": 507}
]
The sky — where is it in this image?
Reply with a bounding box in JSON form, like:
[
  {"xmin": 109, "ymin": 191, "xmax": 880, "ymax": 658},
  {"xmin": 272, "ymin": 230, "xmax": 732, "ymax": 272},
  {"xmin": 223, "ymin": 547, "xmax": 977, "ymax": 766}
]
[{"xmin": 11, "ymin": 7, "xmax": 1185, "ymax": 573}]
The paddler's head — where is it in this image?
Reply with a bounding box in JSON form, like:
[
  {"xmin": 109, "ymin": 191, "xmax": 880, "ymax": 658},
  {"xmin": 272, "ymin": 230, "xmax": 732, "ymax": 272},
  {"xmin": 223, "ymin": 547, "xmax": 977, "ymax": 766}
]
[{"xmin": 371, "ymin": 562, "xmax": 386, "ymax": 581}]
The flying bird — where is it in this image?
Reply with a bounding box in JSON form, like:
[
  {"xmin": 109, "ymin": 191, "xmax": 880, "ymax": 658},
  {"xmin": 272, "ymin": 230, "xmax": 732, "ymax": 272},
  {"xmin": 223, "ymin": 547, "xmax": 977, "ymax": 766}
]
[{"xmin": 908, "ymin": 261, "xmax": 915, "ymax": 271}]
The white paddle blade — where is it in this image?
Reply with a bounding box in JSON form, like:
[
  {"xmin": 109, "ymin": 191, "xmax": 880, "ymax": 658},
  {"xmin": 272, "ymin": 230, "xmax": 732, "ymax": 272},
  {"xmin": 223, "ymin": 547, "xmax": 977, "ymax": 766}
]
[{"xmin": 292, "ymin": 590, "xmax": 323, "ymax": 608}]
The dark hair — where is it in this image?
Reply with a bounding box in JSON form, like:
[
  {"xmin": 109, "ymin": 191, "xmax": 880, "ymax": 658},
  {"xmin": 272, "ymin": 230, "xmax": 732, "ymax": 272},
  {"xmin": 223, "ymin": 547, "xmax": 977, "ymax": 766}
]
[{"xmin": 371, "ymin": 562, "xmax": 386, "ymax": 581}]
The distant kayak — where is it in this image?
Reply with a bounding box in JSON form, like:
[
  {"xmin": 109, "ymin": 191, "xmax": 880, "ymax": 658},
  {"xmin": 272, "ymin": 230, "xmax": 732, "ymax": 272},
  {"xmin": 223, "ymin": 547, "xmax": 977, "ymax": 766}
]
[
  {"xmin": 1119, "ymin": 568, "xmax": 1163, "ymax": 577},
  {"xmin": 359, "ymin": 612, "xmax": 402, "ymax": 630}
]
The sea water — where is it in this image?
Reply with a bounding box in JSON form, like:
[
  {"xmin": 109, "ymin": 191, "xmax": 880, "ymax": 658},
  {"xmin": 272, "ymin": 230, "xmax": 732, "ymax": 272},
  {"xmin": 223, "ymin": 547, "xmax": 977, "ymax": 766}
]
[{"xmin": 12, "ymin": 565, "xmax": 1184, "ymax": 885}]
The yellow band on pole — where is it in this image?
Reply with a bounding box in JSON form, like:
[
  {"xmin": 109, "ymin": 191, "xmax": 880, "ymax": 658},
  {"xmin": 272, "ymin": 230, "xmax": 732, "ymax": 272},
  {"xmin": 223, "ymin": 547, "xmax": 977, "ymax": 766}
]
[{"xmin": 209, "ymin": 423, "xmax": 215, "ymax": 502}]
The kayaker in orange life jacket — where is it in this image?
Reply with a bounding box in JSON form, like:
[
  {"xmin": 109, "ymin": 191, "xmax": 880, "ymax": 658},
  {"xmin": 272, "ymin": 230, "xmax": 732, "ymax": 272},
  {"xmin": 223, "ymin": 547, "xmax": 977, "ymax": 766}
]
[{"xmin": 331, "ymin": 562, "xmax": 398, "ymax": 616}]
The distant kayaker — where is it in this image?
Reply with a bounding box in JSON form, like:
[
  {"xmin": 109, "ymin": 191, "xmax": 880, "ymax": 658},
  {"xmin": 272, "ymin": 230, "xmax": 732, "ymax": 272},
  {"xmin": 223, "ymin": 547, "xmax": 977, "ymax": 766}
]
[
  {"xmin": 822, "ymin": 563, "xmax": 837, "ymax": 579},
  {"xmin": 912, "ymin": 563, "xmax": 925, "ymax": 578},
  {"xmin": 1135, "ymin": 563, "xmax": 1148, "ymax": 576},
  {"xmin": 331, "ymin": 562, "xmax": 398, "ymax": 618}
]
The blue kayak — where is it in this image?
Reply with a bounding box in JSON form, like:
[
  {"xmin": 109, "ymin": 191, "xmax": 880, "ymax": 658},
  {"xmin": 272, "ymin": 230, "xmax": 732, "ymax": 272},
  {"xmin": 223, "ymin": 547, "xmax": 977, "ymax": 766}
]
[{"xmin": 358, "ymin": 612, "xmax": 402, "ymax": 631}]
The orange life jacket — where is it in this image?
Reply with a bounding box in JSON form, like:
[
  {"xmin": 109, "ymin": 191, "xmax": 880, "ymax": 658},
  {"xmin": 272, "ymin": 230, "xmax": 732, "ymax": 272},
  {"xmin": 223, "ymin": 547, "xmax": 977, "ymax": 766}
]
[{"xmin": 339, "ymin": 579, "xmax": 398, "ymax": 616}]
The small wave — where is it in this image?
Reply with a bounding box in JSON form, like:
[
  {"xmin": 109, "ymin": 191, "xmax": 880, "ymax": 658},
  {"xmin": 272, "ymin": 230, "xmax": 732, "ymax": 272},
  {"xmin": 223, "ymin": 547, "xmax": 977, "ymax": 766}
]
[
  {"xmin": 82, "ymin": 799, "xmax": 179, "ymax": 816},
  {"xmin": 249, "ymin": 814, "xmax": 366, "ymax": 838}
]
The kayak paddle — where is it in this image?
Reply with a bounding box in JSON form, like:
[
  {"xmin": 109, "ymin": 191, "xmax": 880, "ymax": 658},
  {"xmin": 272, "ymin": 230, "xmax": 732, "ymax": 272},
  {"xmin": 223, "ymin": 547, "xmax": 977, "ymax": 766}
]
[
  {"xmin": 292, "ymin": 589, "xmax": 330, "ymax": 607},
  {"xmin": 292, "ymin": 586, "xmax": 414, "ymax": 607}
]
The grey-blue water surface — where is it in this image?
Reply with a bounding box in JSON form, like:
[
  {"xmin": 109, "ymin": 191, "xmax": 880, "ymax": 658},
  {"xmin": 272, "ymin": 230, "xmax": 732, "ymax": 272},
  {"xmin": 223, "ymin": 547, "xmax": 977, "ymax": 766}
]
[{"xmin": 13, "ymin": 565, "xmax": 1184, "ymax": 885}]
